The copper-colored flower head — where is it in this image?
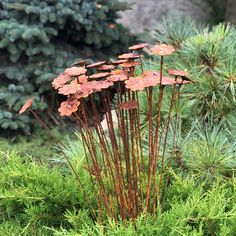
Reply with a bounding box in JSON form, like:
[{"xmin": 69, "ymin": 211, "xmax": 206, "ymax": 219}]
[
  {"xmin": 111, "ymin": 59, "xmax": 129, "ymax": 65},
  {"xmin": 58, "ymin": 99, "xmax": 80, "ymax": 116},
  {"xmin": 19, "ymin": 97, "xmax": 34, "ymax": 114},
  {"xmin": 97, "ymin": 64, "xmax": 115, "ymax": 71},
  {"xmin": 64, "ymin": 66, "xmax": 87, "ymax": 76},
  {"xmin": 125, "ymin": 77, "xmax": 145, "ymax": 91},
  {"xmin": 141, "ymin": 71, "xmax": 161, "ymax": 87},
  {"xmin": 72, "ymin": 80, "xmax": 113, "ymax": 98},
  {"xmin": 118, "ymin": 53, "xmax": 140, "ymax": 60},
  {"xmin": 87, "ymin": 61, "xmax": 106, "ymax": 68},
  {"xmin": 161, "ymin": 76, "xmax": 177, "ymax": 86},
  {"xmin": 128, "ymin": 43, "xmax": 148, "ymax": 51},
  {"xmin": 120, "ymin": 61, "xmax": 141, "ymax": 68},
  {"xmin": 73, "ymin": 83, "xmax": 93, "ymax": 99},
  {"xmin": 111, "ymin": 70, "xmax": 128, "ymax": 76},
  {"xmin": 99, "ymin": 80, "xmax": 114, "ymax": 89},
  {"xmin": 125, "ymin": 71, "xmax": 162, "ymax": 91},
  {"xmin": 89, "ymin": 72, "xmax": 110, "ymax": 79},
  {"xmin": 107, "ymin": 70, "xmax": 128, "ymax": 82},
  {"xmin": 58, "ymin": 82, "xmax": 80, "ymax": 95},
  {"xmin": 168, "ymin": 69, "xmax": 188, "ymax": 77},
  {"xmin": 151, "ymin": 43, "xmax": 175, "ymax": 56},
  {"xmin": 72, "ymin": 59, "xmax": 88, "ymax": 67},
  {"xmin": 52, "ymin": 73, "xmax": 71, "ymax": 89},
  {"xmin": 168, "ymin": 69, "xmax": 192, "ymax": 84},
  {"xmin": 89, "ymin": 80, "xmax": 114, "ymax": 92},
  {"xmin": 78, "ymin": 75, "xmax": 88, "ymax": 84},
  {"xmin": 119, "ymin": 100, "xmax": 138, "ymax": 110},
  {"xmin": 175, "ymin": 78, "xmax": 191, "ymax": 85}
]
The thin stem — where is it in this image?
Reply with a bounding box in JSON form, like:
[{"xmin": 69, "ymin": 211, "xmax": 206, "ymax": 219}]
[
  {"xmin": 30, "ymin": 109, "xmax": 50, "ymax": 130},
  {"xmin": 161, "ymin": 82, "xmax": 182, "ymax": 209},
  {"xmin": 157, "ymin": 84, "xmax": 176, "ymax": 205}
]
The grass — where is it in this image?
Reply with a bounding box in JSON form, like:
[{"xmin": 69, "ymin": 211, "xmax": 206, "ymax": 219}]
[{"xmin": 0, "ymin": 128, "xmax": 70, "ymax": 161}]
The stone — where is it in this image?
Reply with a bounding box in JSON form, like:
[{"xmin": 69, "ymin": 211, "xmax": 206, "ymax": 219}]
[{"xmin": 118, "ymin": 0, "xmax": 213, "ymax": 35}]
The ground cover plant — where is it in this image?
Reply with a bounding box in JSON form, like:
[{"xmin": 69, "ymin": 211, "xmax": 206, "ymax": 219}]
[{"xmin": 1, "ymin": 151, "xmax": 236, "ymax": 235}]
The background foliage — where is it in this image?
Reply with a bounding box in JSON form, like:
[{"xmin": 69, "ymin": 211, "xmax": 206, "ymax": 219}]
[{"xmin": 0, "ymin": 0, "xmax": 130, "ymax": 133}]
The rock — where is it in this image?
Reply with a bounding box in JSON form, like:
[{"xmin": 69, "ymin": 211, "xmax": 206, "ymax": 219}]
[
  {"xmin": 118, "ymin": 0, "xmax": 213, "ymax": 35},
  {"xmin": 100, "ymin": 110, "xmax": 118, "ymax": 132}
]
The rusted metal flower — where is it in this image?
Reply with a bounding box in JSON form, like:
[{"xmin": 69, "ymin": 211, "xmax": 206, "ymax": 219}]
[
  {"xmin": 118, "ymin": 53, "xmax": 140, "ymax": 60},
  {"xmin": 78, "ymin": 75, "xmax": 88, "ymax": 84},
  {"xmin": 168, "ymin": 69, "xmax": 191, "ymax": 84},
  {"xmin": 119, "ymin": 100, "xmax": 138, "ymax": 110},
  {"xmin": 111, "ymin": 70, "xmax": 128, "ymax": 76},
  {"xmin": 175, "ymin": 79, "xmax": 191, "ymax": 85},
  {"xmin": 58, "ymin": 99, "xmax": 80, "ymax": 116},
  {"xmin": 111, "ymin": 59, "xmax": 129, "ymax": 65},
  {"xmin": 168, "ymin": 69, "xmax": 188, "ymax": 77},
  {"xmin": 89, "ymin": 72, "xmax": 110, "ymax": 79},
  {"xmin": 107, "ymin": 70, "xmax": 128, "ymax": 82},
  {"xmin": 58, "ymin": 81, "xmax": 80, "ymax": 95},
  {"xmin": 151, "ymin": 43, "xmax": 175, "ymax": 56},
  {"xmin": 141, "ymin": 71, "xmax": 161, "ymax": 87},
  {"xmin": 161, "ymin": 76, "xmax": 177, "ymax": 85},
  {"xmin": 72, "ymin": 80, "xmax": 113, "ymax": 98},
  {"xmin": 65, "ymin": 66, "xmax": 87, "ymax": 76},
  {"xmin": 52, "ymin": 73, "xmax": 71, "ymax": 89},
  {"xmin": 109, "ymin": 23, "xmax": 116, "ymax": 29},
  {"xmin": 125, "ymin": 77, "xmax": 145, "ymax": 91},
  {"xmin": 125, "ymin": 71, "xmax": 162, "ymax": 91},
  {"xmin": 87, "ymin": 61, "xmax": 106, "ymax": 68},
  {"xmin": 90, "ymin": 80, "xmax": 114, "ymax": 92},
  {"xmin": 19, "ymin": 97, "xmax": 33, "ymax": 114},
  {"xmin": 72, "ymin": 59, "xmax": 88, "ymax": 67},
  {"xmin": 73, "ymin": 83, "xmax": 93, "ymax": 99},
  {"xmin": 128, "ymin": 43, "xmax": 148, "ymax": 51},
  {"xmin": 120, "ymin": 61, "xmax": 141, "ymax": 68},
  {"xmin": 97, "ymin": 64, "xmax": 115, "ymax": 71}
]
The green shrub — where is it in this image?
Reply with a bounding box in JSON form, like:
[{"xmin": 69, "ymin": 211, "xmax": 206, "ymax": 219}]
[
  {"xmin": 180, "ymin": 120, "xmax": 236, "ymax": 180},
  {"xmin": 52, "ymin": 176, "xmax": 236, "ymax": 236},
  {"xmin": 173, "ymin": 24, "xmax": 236, "ymax": 123},
  {"xmin": 147, "ymin": 19, "xmax": 236, "ymax": 124},
  {"xmin": 0, "ymin": 0, "xmax": 130, "ymax": 133},
  {"xmin": 1, "ymin": 145, "xmax": 236, "ymax": 235},
  {"xmin": 154, "ymin": 17, "xmax": 199, "ymax": 49},
  {"xmin": 0, "ymin": 151, "xmax": 94, "ymax": 235}
]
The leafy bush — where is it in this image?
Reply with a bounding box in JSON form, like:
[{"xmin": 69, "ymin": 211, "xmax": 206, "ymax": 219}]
[
  {"xmin": 0, "ymin": 0, "xmax": 130, "ymax": 133},
  {"xmin": 0, "ymin": 151, "xmax": 94, "ymax": 235}
]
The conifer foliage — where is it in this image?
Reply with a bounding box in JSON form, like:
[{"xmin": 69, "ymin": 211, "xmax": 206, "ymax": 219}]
[{"xmin": 0, "ymin": 0, "xmax": 130, "ymax": 132}]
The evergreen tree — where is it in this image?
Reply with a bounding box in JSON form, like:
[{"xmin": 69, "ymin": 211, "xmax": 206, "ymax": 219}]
[{"xmin": 0, "ymin": 0, "xmax": 130, "ymax": 133}]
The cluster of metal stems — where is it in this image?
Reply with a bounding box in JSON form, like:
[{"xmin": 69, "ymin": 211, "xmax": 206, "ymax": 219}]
[{"xmin": 52, "ymin": 43, "xmax": 190, "ymax": 221}]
